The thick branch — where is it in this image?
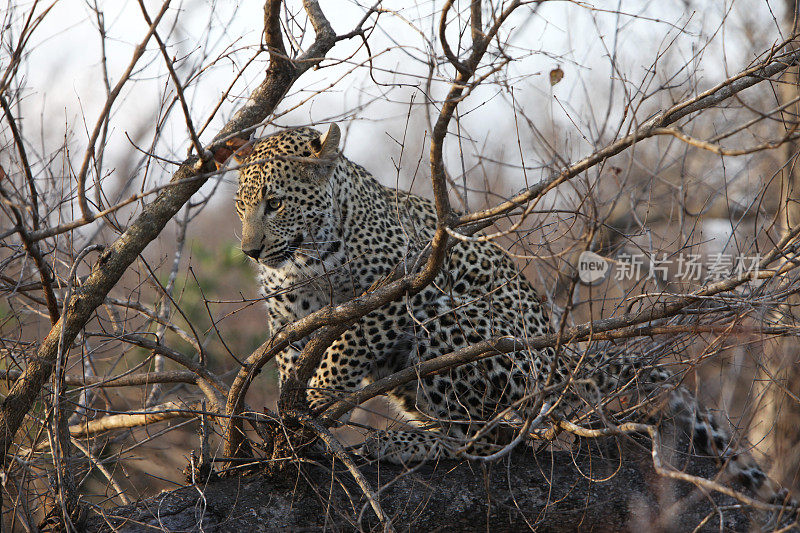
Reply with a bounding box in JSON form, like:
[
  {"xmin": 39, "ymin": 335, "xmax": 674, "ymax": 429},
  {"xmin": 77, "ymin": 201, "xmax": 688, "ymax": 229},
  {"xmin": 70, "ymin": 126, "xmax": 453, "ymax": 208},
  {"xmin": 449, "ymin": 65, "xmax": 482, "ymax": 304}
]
[
  {"xmin": 67, "ymin": 401, "xmax": 203, "ymax": 438},
  {"xmin": 85, "ymin": 436, "xmax": 758, "ymax": 532},
  {"xmin": 0, "ymin": 0, "xmax": 337, "ymax": 465}
]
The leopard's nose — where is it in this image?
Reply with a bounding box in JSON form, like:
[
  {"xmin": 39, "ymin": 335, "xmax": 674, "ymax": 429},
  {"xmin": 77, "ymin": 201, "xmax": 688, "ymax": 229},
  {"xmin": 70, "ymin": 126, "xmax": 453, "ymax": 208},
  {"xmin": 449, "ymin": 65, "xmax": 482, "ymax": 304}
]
[{"xmin": 243, "ymin": 245, "xmax": 263, "ymax": 259}]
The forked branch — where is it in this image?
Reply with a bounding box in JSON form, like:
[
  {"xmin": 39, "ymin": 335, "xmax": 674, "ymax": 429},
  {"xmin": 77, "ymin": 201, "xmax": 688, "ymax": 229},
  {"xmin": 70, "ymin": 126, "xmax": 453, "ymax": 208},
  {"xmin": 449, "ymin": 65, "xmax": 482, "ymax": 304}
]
[{"xmin": 0, "ymin": 0, "xmax": 339, "ymax": 466}]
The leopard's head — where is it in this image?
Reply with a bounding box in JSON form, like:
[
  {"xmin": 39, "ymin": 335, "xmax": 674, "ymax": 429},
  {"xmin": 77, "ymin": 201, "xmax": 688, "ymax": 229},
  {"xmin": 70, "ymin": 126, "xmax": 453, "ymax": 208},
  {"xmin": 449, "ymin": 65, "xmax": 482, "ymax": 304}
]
[{"xmin": 234, "ymin": 123, "xmax": 341, "ymax": 267}]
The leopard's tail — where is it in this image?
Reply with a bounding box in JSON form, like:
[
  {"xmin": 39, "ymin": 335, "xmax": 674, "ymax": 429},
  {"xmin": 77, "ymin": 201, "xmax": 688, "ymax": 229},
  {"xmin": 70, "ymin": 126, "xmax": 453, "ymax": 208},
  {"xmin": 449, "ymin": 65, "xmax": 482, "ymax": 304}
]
[{"xmin": 663, "ymin": 385, "xmax": 797, "ymax": 514}]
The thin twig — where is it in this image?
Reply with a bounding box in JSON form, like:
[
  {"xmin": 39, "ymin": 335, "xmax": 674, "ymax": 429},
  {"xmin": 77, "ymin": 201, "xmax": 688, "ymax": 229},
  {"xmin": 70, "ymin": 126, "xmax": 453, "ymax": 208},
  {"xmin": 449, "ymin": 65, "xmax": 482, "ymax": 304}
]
[
  {"xmin": 74, "ymin": 0, "xmax": 172, "ymax": 220},
  {"xmin": 301, "ymin": 415, "xmax": 396, "ymax": 533}
]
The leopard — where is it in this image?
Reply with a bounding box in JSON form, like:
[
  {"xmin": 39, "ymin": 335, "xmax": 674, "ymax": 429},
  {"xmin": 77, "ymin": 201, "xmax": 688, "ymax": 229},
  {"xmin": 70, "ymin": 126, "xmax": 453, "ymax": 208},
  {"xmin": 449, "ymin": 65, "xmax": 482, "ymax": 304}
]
[{"xmin": 233, "ymin": 123, "xmax": 795, "ymax": 515}]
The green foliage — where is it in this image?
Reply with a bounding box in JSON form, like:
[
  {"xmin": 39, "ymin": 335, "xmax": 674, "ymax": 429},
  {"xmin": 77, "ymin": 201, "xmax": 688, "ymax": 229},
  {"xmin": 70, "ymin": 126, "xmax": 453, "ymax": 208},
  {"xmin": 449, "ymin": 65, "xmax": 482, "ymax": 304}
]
[{"xmin": 158, "ymin": 240, "xmax": 262, "ymax": 368}]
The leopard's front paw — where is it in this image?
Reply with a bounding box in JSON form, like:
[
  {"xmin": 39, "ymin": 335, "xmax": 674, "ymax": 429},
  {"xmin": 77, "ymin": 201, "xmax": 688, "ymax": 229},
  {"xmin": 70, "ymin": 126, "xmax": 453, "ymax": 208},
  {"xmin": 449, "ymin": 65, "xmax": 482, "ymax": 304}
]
[{"xmin": 356, "ymin": 429, "xmax": 451, "ymax": 464}]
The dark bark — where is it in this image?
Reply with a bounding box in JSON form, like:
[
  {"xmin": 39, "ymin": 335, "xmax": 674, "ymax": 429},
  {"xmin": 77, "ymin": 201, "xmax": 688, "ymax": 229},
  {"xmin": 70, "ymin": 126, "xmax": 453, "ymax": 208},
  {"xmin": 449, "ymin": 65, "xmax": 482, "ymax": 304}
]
[{"xmin": 85, "ymin": 434, "xmax": 757, "ymax": 532}]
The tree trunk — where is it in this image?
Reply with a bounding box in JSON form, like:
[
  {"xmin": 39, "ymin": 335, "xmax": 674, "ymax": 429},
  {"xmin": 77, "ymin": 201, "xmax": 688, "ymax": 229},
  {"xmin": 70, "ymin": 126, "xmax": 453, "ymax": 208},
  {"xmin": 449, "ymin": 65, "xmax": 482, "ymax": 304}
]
[
  {"xmin": 84, "ymin": 433, "xmax": 757, "ymax": 532},
  {"xmin": 751, "ymin": 0, "xmax": 800, "ymax": 491}
]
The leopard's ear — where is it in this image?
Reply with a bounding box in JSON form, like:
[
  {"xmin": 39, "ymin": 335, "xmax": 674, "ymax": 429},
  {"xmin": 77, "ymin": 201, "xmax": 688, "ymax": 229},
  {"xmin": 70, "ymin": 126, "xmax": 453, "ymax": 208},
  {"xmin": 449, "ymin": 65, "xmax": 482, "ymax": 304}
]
[{"xmin": 312, "ymin": 123, "xmax": 340, "ymax": 160}]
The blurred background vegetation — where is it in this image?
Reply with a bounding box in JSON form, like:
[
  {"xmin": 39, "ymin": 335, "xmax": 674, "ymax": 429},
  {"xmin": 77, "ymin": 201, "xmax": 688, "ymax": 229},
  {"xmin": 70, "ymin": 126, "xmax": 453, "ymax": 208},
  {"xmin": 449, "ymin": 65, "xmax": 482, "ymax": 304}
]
[{"xmin": 2, "ymin": 1, "xmax": 800, "ymax": 527}]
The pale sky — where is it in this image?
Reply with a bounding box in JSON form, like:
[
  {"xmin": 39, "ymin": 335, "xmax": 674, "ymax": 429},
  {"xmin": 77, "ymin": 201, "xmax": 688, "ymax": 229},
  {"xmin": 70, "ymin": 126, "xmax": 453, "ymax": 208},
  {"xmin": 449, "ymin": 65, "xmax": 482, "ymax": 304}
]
[{"xmin": 4, "ymin": 0, "xmax": 788, "ymax": 209}]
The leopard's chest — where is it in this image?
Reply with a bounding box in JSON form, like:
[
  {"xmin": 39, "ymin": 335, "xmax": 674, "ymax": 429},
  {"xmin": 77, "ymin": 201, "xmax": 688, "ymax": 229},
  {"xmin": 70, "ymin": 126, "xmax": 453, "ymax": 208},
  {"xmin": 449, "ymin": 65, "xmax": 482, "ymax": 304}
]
[
  {"xmin": 258, "ymin": 269, "xmax": 326, "ymax": 320},
  {"xmin": 255, "ymin": 255, "xmax": 369, "ymax": 322}
]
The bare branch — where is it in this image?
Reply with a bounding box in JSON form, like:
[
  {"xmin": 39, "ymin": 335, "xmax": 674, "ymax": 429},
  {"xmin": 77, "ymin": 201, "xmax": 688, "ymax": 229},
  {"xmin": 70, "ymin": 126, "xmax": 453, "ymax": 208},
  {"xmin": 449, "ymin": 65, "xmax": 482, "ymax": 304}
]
[
  {"xmin": 67, "ymin": 401, "xmax": 203, "ymax": 438},
  {"xmin": 0, "ymin": 369, "xmax": 198, "ymax": 388},
  {"xmin": 301, "ymin": 415, "xmax": 395, "ymax": 533},
  {"xmin": 136, "ymin": 0, "xmax": 204, "ymax": 157},
  {"xmin": 457, "ymin": 44, "xmax": 800, "ymax": 228},
  {"xmin": 74, "ymin": 0, "xmax": 172, "ymax": 221},
  {"xmin": 0, "ymin": 0, "xmax": 338, "ymax": 465},
  {"xmin": 321, "ymin": 244, "xmax": 800, "ymax": 422}
]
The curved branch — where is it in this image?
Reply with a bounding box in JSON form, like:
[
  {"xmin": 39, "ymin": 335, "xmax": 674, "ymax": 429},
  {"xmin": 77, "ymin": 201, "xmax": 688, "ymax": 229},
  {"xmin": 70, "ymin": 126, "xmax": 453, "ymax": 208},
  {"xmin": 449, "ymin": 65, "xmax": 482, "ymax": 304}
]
[
  {"xmin": 0, "ymin": 0, "xmax": 338, "ymax": 466},
  {"xmin": 557, "ymin": 420, "xmax": 789, "ymax": 514},
  {"xmin": 75, "ymin": 0, "xmax": 172, "ymax": 221},
  {"xmin": 439, "ymin": 1, "xmax": 471, "ymax": 76}
]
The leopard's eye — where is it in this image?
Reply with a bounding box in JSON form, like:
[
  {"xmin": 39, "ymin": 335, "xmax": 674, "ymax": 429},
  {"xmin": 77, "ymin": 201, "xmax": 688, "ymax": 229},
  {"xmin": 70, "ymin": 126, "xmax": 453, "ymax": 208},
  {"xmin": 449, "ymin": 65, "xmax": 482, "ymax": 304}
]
[
  {"xmin": 266, "ymin": 197, "xmax": 283, "ymax": 211},
  {"xmin": 235, "ymin": 199, "xmax": 246, "ymax": 212}
]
